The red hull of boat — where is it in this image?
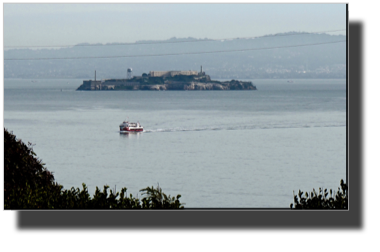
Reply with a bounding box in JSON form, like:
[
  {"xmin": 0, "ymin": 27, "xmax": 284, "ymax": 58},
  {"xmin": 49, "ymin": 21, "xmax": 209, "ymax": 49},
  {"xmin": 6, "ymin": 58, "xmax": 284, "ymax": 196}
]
[{"xmin": 120, "ymin": 128, "xmax": 143, "ymax": 132}]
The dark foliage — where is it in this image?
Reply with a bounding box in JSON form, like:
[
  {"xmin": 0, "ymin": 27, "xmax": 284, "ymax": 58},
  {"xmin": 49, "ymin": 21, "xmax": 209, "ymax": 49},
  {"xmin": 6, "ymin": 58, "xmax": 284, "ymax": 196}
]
[
  {"xmin": 147, "ymin": 76, "xmax": 164, "ymax": 84},
  {"xmin": 4, "ymin": 128, "xmax": 184, "ymax": 209},
  {"xmin": 140, "ymin": 185, "xmax": 183, "ymax": 209},
  {"xmin": 290, "ymin": 179, "xmax": 348, "ymax": 209},
  {"xmin": 114, "ymin": 85, "xmax": 134, "ymax": 90},
  {"xmin": 4, "ymin": 128, "xmax": 62, "ymax": 208}
]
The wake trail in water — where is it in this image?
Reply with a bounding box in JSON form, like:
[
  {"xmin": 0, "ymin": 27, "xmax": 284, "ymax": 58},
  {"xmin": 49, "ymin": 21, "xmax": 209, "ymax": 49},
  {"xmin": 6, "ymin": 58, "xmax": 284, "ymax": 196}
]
[{"xmin": 143, "ymin": 123, "xmax": 346, "ymax": 133}]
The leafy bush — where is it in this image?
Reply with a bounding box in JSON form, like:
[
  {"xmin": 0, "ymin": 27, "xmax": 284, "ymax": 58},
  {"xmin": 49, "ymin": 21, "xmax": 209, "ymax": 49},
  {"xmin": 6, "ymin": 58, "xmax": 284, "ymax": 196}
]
[
  {"xmin": 290, "ymin": 179, "xmax": 348, "ymax": 209},
  {"xmin": 140, "ymin": 185, "xmax": 183, "ymax": 209},
  {"xmin": 4, "ymin": 128, "xmax": 184, "ymax": 209}
]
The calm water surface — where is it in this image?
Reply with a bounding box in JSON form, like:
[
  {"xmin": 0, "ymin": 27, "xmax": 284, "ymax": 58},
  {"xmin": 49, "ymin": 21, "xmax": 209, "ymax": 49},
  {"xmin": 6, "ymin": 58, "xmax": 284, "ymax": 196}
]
[{"xmin": 4, "ymin": 78, "xmax": 346, "ymax": 208}]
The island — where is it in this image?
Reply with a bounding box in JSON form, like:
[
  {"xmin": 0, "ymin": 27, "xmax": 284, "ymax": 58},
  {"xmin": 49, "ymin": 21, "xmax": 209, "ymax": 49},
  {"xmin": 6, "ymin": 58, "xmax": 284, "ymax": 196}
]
[{"xmin": 76, "ymin": 68, "xmax": 257, "ymax": 91}]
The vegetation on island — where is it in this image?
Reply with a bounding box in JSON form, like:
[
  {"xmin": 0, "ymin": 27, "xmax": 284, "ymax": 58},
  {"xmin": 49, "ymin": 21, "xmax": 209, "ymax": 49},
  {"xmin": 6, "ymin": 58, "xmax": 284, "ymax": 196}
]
[{"xmin": 4, "ymin": 128, "xmax": 346, "ymax": 209}]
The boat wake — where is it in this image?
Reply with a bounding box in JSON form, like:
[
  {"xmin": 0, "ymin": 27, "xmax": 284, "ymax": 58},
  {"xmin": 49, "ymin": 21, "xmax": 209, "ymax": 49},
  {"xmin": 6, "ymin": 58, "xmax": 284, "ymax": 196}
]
[
  {"xmin": 144, "ymin": 127, "xmax": 222, "ymax": 133},
  {"xmin": 143, "ymin": 123, "xmax": 346, "ymax": 133}
]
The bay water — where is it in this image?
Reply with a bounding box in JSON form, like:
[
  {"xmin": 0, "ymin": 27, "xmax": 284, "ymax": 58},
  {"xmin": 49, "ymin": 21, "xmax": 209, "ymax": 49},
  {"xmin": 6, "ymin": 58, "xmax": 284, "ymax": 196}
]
[{"xmin": 4, "ymin": 78, "xmax": 346, "ymax": 208}]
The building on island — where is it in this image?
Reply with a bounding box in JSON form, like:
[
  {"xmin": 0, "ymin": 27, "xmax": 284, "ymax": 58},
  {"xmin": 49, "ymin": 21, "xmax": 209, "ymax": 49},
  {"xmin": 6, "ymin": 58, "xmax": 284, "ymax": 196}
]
[{"xmin": 149, "ymin": 70, "xmax": 199, "ymax": 77}]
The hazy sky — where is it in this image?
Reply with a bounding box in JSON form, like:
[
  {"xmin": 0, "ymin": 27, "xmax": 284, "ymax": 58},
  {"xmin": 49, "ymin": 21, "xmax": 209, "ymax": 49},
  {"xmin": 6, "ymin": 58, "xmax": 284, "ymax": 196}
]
[{"xmin": 4, "ymin": 3, "xmax": 346, "ymax": 48}]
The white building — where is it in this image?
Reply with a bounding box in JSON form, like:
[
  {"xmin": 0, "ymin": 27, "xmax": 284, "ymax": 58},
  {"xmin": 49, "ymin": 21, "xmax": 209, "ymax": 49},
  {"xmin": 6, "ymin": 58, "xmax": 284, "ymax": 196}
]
[{"xmin": 149, "ymin": 70, "xmax": 198, "ymax": 77}]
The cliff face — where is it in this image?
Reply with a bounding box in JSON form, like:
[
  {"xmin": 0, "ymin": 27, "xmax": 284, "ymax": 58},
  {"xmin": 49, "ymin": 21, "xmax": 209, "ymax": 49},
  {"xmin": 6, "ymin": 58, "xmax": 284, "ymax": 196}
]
[{"xmin": 76, "ymin": 74, "xmax": 257, "ymax": 91}]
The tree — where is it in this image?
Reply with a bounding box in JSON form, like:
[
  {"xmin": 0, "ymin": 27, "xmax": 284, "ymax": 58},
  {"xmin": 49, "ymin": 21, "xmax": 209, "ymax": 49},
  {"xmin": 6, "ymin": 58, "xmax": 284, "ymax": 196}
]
[{"xmin": 4, "ymin": 128, "xmax": 62, "ymax": 208}]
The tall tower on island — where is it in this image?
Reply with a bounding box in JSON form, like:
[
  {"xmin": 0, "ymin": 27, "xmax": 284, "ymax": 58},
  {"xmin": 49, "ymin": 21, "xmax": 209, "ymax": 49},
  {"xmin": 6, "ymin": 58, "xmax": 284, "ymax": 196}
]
[{"xmin": 127, "ymin": 68, "xmax": 133, "ymax": 79}]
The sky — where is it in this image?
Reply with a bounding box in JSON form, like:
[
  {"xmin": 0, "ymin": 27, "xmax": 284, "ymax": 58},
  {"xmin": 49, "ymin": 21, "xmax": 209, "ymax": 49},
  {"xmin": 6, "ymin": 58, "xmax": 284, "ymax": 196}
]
[{"xmin": 3, "ymin": 3, "xmax": 347, "ymax": 48}]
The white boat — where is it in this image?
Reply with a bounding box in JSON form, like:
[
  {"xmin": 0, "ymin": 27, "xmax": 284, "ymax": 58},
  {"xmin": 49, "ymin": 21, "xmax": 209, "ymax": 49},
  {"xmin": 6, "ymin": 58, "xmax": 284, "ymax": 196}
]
[{"xmin": 119, "ymin": 120, "xmax": 143, "ymax": 133}]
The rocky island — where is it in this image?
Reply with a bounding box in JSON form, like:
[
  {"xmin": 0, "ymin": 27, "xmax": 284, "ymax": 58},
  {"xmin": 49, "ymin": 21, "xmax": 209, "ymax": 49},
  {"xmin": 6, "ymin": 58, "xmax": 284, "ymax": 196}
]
[{"xmin": 76, "ymin": 68, "xmax": 257, "ymax": 91}]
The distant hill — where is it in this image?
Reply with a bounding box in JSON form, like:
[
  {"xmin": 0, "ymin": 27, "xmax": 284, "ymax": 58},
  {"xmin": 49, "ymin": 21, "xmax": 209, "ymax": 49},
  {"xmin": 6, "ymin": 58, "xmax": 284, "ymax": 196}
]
[{"xmin": 4, "ymin": 32, "xmax": 346, "ymax": 79}]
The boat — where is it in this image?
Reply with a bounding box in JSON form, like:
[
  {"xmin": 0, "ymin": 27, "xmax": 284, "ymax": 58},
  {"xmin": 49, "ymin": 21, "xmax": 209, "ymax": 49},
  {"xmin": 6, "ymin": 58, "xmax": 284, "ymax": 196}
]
[{"xmin": 119, "ymin": 120, "xmax": 143, "ymax": 133}]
